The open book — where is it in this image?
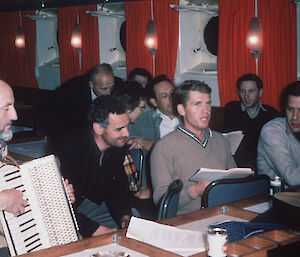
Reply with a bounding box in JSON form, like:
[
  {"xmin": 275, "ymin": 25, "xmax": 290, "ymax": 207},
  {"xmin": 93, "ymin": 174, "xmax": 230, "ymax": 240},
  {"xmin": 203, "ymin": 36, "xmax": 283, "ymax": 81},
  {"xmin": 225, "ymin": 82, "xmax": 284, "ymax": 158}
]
[
  {"xmin": 189, "ymin": 167, "xmax": 254, "ymax": 182},
  {"xmin": 222, "ymin": 130, "xmax": 244, "ymax": 155}
]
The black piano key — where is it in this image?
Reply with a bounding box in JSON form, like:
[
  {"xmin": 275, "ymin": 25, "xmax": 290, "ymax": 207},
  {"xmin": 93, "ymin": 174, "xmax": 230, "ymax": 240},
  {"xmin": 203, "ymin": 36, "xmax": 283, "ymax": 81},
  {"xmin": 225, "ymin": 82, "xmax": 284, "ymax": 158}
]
[
  {"xmin": 4, "ymin": 170, "xmax": 20, "ymax": 177},
  {"xmin": 25, "ymin": 238, "xmax": 41, "ymax": 248},
  {"xmin": 20, "ymin": 223, "xmax": 36, "ymax": 233},
  {"xmin": 6, "ymin": 175, "xmax": 22, "ymax": 182},
  {"xmin": 24, "ymin": 233, "xmax": 39, "ymax": 243},
  {"xmin": 14, "ymin": 184, "xmax": 24, "ymax": 190},
  {"xmin": 27, "ymin": 242, "xmax": 42, "ymax": 253},
  {"xmin": 17, "ymin": 209, "xmax": 32, "ymax": 218}
]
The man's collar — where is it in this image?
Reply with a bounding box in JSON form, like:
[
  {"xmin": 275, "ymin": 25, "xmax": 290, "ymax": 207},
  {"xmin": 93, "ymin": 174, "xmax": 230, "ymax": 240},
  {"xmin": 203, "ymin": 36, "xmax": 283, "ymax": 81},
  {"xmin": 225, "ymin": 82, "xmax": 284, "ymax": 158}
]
[
  {"xmin": 241, "ymin": 101, "xmax": 266, "ymax": 118},
  {"xmin": 153, "ymin": 108, "xmax": 175, "ymax": 120},
  {"xmin": 91, "ymin": 88, "xmax": 97, "ymax": 101},
  {"xmin": 178, "ymin": 125, "xmax": 212, "ymax": 147},
  {"xmin": 153, "ymin": 108, "xmax": 161, "ymax": 118}
]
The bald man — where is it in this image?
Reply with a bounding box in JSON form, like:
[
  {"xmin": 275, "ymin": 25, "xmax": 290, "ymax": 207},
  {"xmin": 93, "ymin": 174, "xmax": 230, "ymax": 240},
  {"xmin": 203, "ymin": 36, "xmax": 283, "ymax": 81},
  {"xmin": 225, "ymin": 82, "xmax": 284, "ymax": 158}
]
[
  {"xmin": 0, "ymin": 80, "xmax": 75, "ymax": 256},
  {"xmin": 0, "ymin": 80, "xmax": 27, "ymax": 215},
  {"xmin": 42, "ymin": 63, "xmax": 120, "ymax": 137},
  {"xmin": 0, "ymin": 80, "xmax": 27, "ymax": 256}
]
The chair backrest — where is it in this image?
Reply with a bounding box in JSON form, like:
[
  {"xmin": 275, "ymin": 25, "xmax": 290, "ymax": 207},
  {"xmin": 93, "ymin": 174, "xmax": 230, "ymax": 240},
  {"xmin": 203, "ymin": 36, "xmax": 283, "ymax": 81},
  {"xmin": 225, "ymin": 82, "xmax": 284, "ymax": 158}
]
[
  {"xmin": 157, "ymin": 179, "xmax": 183, "ymax": 220},
  {"xmin": 201, "ymin": 175, "xmax": 270, "ymax": 208},
  {"xmin": 128, "ymin": 149, "xmax": 144, "ymax": 185}
]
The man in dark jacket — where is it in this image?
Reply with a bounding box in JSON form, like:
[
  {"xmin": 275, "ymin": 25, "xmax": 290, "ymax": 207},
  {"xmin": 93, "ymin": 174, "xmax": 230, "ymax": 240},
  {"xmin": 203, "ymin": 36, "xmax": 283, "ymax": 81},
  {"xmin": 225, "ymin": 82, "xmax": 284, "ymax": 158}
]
[{"xmin": 55, "ymin": 94, "xmax": 133, "ymax": 238}]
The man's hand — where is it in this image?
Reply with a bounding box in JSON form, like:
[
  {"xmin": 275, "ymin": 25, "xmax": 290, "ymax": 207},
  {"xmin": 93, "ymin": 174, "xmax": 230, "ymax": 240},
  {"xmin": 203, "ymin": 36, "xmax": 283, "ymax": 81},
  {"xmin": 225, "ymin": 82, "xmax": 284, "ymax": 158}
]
[
  {"xmin": 134, "ymin": 187, "xmax": 152, "ymax": 199},
  {"xmin": 92, "ymin": 225, "xmax": 116, "ymax": 236},
  {"xmin": 120, "ymin": 215, "xmax": 130, "ymax": 229},
  {"xmin": 64, "ymin": 179, "xmax": 75, "ymax": 204},
  {"xmin": 140, "ymin": 139, "xmax": 155, "ymax": 151},
  {"xmin": 189, "ymin": 181, "xmax": 210, "ymax": 198},
  {"xmin": 128, "ymin": 137, "xmax": 143, "ymax": 150},
  {"xmin": 128, "ymin": 138, "xmax": 155, "ymax": 151},
  {"xmin": 0, "ymin": 189, "xmax": 27, "ymax": 216}
]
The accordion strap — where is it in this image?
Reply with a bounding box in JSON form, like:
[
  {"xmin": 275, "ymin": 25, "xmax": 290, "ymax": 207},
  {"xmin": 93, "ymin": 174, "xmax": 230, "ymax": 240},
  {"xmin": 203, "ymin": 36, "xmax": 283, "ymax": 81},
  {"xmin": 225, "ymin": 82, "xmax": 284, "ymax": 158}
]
[{"xmin": 1, "ymin": 155, "xmax": 20, "ymax": 169}]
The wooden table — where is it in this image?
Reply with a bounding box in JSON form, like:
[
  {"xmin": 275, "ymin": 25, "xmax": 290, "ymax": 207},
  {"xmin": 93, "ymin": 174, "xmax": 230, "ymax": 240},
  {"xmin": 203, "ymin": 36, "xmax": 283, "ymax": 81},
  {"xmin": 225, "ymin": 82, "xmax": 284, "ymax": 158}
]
[{"xmin": 18, "ymin": 195, "xmax": 300, "ymax": 257}]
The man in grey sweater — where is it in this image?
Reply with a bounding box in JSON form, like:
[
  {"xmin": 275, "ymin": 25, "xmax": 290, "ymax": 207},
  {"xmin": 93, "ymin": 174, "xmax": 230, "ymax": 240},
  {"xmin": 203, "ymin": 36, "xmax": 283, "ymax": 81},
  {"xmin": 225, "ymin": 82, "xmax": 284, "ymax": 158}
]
[
  {"xmin": 257, "ymin": 81, "xmax": 300, "ymax": 187},
  {"xmin": 151, "ymin": 80, "xmax": 236, "ymax": 215}
]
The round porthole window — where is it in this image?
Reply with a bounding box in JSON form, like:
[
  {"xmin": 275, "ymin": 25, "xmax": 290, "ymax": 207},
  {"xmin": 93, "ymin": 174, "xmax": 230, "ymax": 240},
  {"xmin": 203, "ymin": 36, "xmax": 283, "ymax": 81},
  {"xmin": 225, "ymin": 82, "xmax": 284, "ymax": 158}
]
[
  {"xmin": 120, "ymin": 21, "xmax": 126, "ymax": 52},
  {"xmin": 203, "ymin": 15, "xmax": 218, "ymax": 57}
]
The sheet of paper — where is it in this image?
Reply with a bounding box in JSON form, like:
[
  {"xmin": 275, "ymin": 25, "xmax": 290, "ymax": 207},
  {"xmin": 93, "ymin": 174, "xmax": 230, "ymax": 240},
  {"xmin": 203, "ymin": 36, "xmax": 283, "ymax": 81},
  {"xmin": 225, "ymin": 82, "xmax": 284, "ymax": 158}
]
[
  {"xmin": 189, "ymin": 167, "xmax": 253, "ymax": 182},
  {"xmin": 243, "ymin": 201, "xmax": 272, "ymax": 214},
  {"xmin": 62, "ymin": 243, "xmax": 148, "ymax": 257},
  {"xmin": 126, "ymin": 217, "xmax": 206, "ymax": 257},
  {"xmin": 222, "ymin": 130, "xmax": 244, "ymax": 155}
]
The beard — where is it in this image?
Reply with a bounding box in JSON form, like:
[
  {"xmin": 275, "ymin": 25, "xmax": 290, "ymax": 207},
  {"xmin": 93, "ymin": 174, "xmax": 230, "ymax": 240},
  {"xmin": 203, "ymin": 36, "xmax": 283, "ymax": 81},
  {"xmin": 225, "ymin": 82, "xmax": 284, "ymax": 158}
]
[{"xmin": 0, "ymin": 129, "xmax": 13, "ymax": 142}]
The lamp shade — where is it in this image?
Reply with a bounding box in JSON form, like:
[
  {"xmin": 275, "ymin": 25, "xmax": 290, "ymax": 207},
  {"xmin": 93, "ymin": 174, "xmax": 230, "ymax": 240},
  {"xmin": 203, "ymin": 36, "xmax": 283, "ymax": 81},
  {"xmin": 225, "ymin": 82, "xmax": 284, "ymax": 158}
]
[
  {"xmin": 15, "ymin": 27, "xmax": 25, "ymax": 49},
  {"xmin": 71, "ymin": 24, "xmax": 82, "ymax": 50},
  {"xmin": 144, "ymin": 20, "xmax": 158, "ymax": 55},
  {"xmin": 246, "ymin": 17, "xmax": 263, "ymax": 51}
]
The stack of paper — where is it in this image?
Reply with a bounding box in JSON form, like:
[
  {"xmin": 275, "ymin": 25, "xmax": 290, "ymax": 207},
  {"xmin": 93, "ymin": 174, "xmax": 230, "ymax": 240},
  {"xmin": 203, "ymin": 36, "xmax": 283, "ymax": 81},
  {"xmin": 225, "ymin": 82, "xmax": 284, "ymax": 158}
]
[{"xmin": 126, "ymin": 217, "xmax": 206, "ymax": 257}]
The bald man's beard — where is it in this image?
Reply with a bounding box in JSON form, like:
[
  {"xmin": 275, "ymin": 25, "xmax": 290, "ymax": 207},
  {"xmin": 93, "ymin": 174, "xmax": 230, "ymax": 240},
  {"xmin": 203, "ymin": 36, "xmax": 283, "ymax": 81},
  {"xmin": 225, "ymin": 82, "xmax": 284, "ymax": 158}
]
[{"xmin": 0, "ymin": 128, "xmax": 13, "ymax": 142}]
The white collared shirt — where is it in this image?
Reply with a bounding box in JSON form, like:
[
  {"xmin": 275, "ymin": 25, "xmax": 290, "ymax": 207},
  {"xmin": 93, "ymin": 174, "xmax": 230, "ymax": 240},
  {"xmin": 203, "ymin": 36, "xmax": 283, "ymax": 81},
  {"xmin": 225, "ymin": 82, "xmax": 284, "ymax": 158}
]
[
  {"xmin": 154, "ymin": 109, "xmax": 180, "ymax": 138},
  {"xmin": 91, "ymin": 88, "xmax": 97, "ymax": 101}
]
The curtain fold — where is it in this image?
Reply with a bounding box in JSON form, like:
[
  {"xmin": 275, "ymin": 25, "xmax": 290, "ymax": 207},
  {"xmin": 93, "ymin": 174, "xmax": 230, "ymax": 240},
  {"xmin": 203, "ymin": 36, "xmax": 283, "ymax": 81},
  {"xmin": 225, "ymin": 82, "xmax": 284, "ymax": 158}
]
[
  {"xmin": 218, "ymin": 0, "xmax": 255, "ymax": 106},
  {"xmin": 126, "ymin": 0, "xmax": 179, "ymax": 80},
  {"xmin": 258, "ymin": 0, "xmax": 297, "ymax": 109},
  {"xmin": 0, "ymin": 10, "xmax": 38, "ymax": 88},
  {"xmin": 58, "ymin": 5, "xmax": 99, "ymax": 84},
  {"xmin": 125, "ymin": 0, "xmax": 152, "ymax": 77},
  {"xmin": 153, "ymin": 0, "xmax": 179, "ymax": 80}
]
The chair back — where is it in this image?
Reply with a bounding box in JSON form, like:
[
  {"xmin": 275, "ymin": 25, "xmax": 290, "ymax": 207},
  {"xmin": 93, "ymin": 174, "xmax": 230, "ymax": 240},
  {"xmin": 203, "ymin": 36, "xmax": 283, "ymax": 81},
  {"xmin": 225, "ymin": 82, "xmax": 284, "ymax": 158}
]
[
  {"xmin": 201, "ymin": 175, "xmax": 270, "ymax": 208},
  {"xmin": 128, "ymin": 149, "xmax": 144, "ymax": 185},
  {"xmin": 157, "ymin": 179, "xmax": 183, "ymax": 220}
]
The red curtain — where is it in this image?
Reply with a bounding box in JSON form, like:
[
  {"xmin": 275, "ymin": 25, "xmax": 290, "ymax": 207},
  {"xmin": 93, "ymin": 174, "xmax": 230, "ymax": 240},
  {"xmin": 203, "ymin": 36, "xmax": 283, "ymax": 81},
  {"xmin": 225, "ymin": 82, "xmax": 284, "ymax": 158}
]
[
  {"xmin": 125, "ymin": 1, "xmax": 152, "ymax": 77},
  {"xmin": 154, "ymin": 0, "xmax": 179, "ymax": 80},
  {"xmin": 258, "ymin": 0, "xmax": 297, "ymax": 109},
  {"xmin": 218, "ymin": 0, "xmax": 297, "ymax": 109},
  {"xmin": 125, "ymin": 0, "xmax": 179, "ymax": 80},
  {"xmin": 218, "ymin": 0, "xmax": 255, "ymax": 106},
  {"xmin": 57, "ymin": 5, "xmax": 99, "ymax": 84},
  {"xmin": 0, "ymin": 10, "xmax": 38, "ymax": 88}
]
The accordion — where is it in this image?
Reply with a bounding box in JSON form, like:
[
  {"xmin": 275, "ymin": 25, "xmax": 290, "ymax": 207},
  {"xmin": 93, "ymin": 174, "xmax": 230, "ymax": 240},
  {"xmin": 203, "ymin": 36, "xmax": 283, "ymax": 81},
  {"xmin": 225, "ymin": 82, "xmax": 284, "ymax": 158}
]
[{"xmin": 0, "ymin": 155, "xmax": 79, "ymax": 256}]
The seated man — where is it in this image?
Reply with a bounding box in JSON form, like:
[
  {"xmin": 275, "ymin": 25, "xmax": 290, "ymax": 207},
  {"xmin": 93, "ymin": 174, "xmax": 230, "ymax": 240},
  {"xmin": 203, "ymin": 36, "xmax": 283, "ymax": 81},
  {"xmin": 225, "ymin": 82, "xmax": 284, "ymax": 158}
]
[
  {"xmin": 0, "ymin": 79, "xmax": 74, "ymax": 256},
  {"xmin": 151, "ymin": 80, "xmax": 236, "ymax": 215},
  {"xmin": 257, "ymin": 81, "xmax": 300, "ymax": 187},
  {"xmin": 0, "ymin": 79, "xmax": 27, "ymax": 256},
  {"xmin": 223, "ymin": 73, "xmax": 279, "ymax": 169},
  {"xmin": 129, "ymin": 74, "xmax": 180, "ymax": 151},
  {"xmin": 112, "ymin": 81, "xmax": 149, "ymax": 194},
  {"xmin": 55, "ymin": 95, "xmax": 134, "ymax": 238}
]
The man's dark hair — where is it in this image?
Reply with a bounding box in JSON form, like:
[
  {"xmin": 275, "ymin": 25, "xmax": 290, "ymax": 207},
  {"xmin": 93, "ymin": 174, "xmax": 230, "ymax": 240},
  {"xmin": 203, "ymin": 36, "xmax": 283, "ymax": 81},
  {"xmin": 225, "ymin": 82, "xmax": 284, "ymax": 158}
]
[
  {"xmin": 280, "ymin": 81, "xmax": 300, "ymax": 113},
  {"xmin": 128, "ymin": 67, "xmax": 153, "ymax": 83},
  {"xmin": 145, "ymin": 74, "xmax": 173, "ymax": 100},
  {"xmin": 236, "ymin": 73, "xmax": 263, "ymax": 90},
  {"xmin": 88, "ymin": 94, "xmax": 127, "ymax": 128},
  {"xmin": 112, "ymin": 80, "xmax": 146, "ymax": 112},
  {"xmin": 89, "ymin": 63, "xmax": 114, "ymax": 84},
  {"xmin": 173, "ymin": 80, "xmax": 211, "ymax": 115}
]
